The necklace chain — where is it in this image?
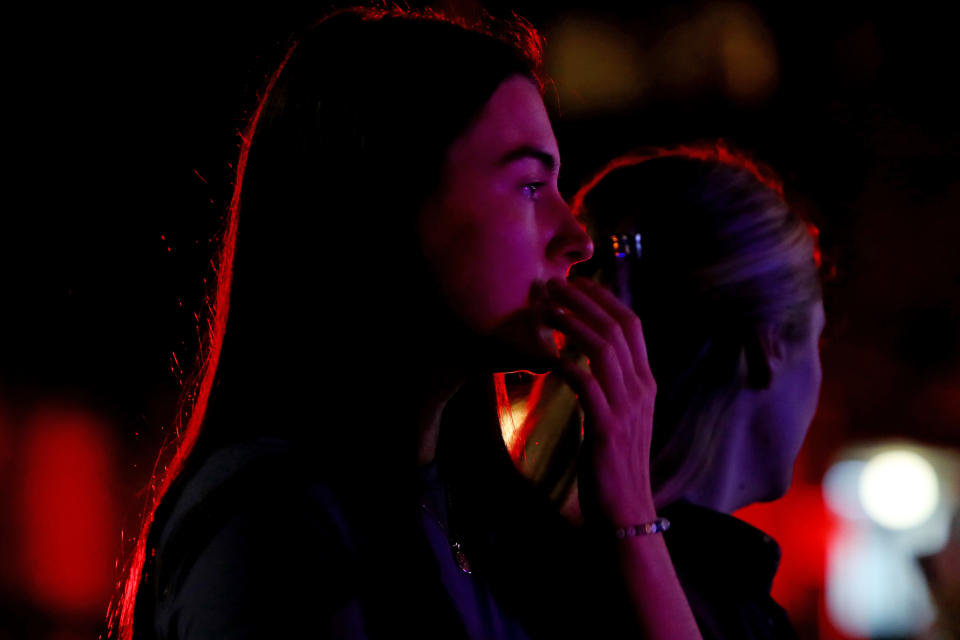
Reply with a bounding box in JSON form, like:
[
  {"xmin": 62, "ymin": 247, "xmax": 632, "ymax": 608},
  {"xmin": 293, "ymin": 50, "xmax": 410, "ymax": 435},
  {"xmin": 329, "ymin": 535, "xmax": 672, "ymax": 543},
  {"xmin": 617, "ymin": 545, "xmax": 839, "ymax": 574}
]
[{"xmin": 420, "ymin": 490, "xmax": 472, "ymax": 574}]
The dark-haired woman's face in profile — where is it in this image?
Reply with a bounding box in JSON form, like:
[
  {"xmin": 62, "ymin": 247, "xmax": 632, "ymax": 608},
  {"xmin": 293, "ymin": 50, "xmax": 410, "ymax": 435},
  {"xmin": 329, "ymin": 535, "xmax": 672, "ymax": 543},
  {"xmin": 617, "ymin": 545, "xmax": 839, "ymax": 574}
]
[{"xmin": 419, "ymin": 75, "xmax": 593, "ymax": 371}]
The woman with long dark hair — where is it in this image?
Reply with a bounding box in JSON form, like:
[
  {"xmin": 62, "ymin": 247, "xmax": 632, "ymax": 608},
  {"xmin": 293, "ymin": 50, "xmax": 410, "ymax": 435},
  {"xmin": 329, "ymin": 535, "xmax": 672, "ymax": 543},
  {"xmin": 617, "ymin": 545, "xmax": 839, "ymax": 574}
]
[
  {"xmin": 514, "ymin": 143, "xmax": 824, "ymax": 639},
  {"xmin": 110, "ymin": 8, "xmax": 701, "ymax": 640}
]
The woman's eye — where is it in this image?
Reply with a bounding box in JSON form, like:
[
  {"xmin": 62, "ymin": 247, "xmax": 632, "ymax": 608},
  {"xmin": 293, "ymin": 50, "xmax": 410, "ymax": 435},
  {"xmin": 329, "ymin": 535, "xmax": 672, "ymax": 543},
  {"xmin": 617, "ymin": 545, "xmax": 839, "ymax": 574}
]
[{"xmin": 522, "ymin": 182, "xmax": 545, "ymax": 198}]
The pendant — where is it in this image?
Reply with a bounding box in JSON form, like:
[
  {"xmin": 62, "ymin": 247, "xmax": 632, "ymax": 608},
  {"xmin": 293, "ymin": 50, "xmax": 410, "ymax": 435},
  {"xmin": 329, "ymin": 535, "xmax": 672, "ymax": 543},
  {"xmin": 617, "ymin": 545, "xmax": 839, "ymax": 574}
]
[{"xmin": 452, "ymin": 541, "xmax": 472, "ymax": 574}]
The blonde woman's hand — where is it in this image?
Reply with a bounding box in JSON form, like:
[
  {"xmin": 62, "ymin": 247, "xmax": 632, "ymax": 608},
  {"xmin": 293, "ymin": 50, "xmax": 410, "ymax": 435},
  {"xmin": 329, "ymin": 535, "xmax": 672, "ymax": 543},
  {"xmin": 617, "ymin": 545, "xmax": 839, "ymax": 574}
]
[{"xmin": 543, "ymin": 276, "xmax": 658, "ymax": 528}]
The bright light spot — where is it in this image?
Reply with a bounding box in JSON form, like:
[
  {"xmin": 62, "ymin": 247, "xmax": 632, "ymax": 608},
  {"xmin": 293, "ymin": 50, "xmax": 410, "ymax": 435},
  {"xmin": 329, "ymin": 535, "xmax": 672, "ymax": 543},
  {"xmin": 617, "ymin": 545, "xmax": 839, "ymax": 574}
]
[
  {"xmin": 859, "ymin": 450, "xmax": 939, "ymax": 530},
  {"xmin": 823, "ymin": 460, "xmax": 868, "ymax": 520},
  {"xmin": 500, "ymin": 399, "xmax": 529, "ymax": 454},
  {"xmin": 826, "ymin": 525, "xmax": 935, "ymax": 636}
]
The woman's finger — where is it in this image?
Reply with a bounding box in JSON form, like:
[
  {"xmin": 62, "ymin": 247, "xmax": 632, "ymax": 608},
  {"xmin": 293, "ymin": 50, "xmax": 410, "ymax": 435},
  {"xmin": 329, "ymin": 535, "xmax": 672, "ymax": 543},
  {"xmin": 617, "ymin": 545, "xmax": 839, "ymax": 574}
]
[
  {"xmin": 551, "ymin": 356, "xmax": 615, "ymax": 444},
  {"xmin": 546, "ymin": 279, "xmax": 642, "ymax": 394},
  {"xmin": 543, "ymin": 305, "xmax": 630, "ymax": 410},
  {"xmin": 569, "ymin": 277, "xmax": 654, "ymax": 385}
]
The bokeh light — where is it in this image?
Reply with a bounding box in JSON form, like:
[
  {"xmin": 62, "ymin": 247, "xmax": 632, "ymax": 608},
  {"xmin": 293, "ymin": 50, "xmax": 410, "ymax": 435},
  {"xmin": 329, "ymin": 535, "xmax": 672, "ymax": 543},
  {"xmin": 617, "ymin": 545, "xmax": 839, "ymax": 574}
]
[
  {"xmin": 823, "ymin": 459, "xmax": 868, "ymax": 520},
  {"xmin": 859, "ymin": 449, "xmax": 939, "ymax": 530},
  {"xmin": 547, "ymin": 15, "xmax": 646, "ymax": 115}
]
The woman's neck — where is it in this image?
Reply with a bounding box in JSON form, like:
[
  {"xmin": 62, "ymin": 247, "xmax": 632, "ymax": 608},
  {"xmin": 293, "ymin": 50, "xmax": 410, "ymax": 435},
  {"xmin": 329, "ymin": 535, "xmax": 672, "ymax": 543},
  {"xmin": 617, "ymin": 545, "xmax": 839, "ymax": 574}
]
[
  {"xmin": 417, "ymin": 397, "xmax": 449, "ymax": 466},
  {"xmin": 415, "ymin": 359, "xmax": 467, "ymax": 466},
  {"xmin": 673, "ymin": 396, "xmax": 757, "ymax": 514}
]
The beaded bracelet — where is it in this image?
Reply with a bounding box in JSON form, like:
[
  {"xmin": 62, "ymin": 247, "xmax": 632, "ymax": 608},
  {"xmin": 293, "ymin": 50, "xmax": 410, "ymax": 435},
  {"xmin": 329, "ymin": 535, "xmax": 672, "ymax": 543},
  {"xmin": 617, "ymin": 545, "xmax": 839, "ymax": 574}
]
[{"xmin": 614, "ymin": 517, "xmax": 671, "ymax": 539}]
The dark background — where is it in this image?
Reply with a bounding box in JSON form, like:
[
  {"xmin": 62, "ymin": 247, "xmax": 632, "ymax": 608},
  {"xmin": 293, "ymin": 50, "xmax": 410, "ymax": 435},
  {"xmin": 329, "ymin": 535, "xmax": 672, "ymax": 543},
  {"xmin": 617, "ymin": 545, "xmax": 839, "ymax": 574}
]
[{"xmin": 1, "ymin": 2, "xmax": 958, "ymax": 638}]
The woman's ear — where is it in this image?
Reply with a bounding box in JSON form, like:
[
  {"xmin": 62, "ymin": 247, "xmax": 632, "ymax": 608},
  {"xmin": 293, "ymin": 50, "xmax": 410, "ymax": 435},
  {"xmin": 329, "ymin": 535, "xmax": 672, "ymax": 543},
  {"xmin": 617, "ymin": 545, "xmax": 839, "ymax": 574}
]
[{"xmin": 743, "ymin": 324, "xmax": 786, "ymax": 389}]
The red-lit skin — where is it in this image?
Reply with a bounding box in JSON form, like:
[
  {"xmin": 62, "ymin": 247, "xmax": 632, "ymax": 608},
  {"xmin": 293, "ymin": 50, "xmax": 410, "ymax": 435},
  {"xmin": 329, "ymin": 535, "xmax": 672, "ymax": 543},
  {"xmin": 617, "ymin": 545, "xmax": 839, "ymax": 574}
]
[
  {"xmin": 419, "ymin": 75, "xmax": 593, "ymax": 373},
  {"xmin": 415, "ymin": 75, "xmax": 593, "ymax": 463},
  {"xmin": 390, "ymin": 74, "xmax": 702, "ymax": 637}
]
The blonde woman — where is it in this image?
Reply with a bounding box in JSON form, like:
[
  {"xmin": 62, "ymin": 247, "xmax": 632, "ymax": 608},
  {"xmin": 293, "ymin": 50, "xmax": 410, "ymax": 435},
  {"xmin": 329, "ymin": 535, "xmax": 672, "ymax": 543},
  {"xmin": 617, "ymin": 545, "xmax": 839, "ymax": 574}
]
[{"xmin": 515, "ymin": 143, "xmax": 824, "ymax": 640}]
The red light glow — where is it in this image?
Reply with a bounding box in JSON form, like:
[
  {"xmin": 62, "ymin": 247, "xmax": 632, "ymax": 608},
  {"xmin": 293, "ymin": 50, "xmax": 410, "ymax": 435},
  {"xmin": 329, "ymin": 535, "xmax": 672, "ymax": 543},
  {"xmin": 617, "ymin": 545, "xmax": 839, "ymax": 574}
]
[
  {"xmin": 736, "ymin": 482, "xmax": 833, "ymax": 614},
  {"xmin": 16, "ymin": 407, "xmax": 116, "ymax": 614}
]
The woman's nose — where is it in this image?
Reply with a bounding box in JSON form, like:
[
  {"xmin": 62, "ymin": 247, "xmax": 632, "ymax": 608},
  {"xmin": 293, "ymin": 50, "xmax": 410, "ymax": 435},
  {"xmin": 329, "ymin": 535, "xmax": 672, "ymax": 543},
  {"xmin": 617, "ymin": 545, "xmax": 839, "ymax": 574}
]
[{"xmin": 546, "ymin": 197, "xmax": 594, "ymax": 268}]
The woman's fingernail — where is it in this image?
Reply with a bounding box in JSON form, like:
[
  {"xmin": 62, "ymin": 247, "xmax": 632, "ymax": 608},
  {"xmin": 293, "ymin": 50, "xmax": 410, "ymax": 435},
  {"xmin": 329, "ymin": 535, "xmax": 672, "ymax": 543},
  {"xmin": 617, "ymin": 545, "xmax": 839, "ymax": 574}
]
[{"xmin": 543, "ymin": 305, "xmax": 566, "ymax": 321}]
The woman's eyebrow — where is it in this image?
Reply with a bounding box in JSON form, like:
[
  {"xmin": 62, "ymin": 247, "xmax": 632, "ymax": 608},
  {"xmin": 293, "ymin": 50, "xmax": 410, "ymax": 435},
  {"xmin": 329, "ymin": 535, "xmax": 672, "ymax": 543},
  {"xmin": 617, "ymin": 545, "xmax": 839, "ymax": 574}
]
[{"xmin": 496, "ymin": 145, "xmax": 558, "ymax": 172}]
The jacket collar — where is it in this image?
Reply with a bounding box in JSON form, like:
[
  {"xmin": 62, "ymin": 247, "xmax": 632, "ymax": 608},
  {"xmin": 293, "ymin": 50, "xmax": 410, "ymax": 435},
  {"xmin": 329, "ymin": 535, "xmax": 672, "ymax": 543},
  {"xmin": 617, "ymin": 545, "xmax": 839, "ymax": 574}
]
[{"xmin": 661, "ymin": 501, "xmax": 782, "ymax": 594}]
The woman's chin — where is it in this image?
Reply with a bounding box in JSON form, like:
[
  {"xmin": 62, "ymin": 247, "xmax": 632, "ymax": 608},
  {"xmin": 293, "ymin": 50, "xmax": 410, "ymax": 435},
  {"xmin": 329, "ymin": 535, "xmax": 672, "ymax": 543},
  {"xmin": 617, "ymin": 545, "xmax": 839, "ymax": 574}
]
[
  {"xmin": 483, "ymin": 313, "xmax": 559, "ymax": 374},
  {"xmin": 757, "ymin": 470, "xmax": 793, "ymax": 504}
]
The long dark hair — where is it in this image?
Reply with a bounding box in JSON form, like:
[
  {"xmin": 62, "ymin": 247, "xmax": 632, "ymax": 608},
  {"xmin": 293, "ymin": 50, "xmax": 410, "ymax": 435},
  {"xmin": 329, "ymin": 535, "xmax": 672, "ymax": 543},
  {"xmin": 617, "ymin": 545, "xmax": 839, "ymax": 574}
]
[{"xmin": 109, "ymin": 7, "xmax": 547, "ymax": 638}]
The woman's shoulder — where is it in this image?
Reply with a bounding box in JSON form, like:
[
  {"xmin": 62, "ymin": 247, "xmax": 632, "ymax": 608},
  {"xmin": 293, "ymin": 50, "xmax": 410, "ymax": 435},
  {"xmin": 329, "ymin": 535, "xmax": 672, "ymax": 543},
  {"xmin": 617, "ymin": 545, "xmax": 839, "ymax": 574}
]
[
  {"xmin": 153, "ymin": 437, "xmax": 353, "ymax": 559},
  {"xmin": 140, "ymin": 437, "xmax": 365, "ymax": 639}
]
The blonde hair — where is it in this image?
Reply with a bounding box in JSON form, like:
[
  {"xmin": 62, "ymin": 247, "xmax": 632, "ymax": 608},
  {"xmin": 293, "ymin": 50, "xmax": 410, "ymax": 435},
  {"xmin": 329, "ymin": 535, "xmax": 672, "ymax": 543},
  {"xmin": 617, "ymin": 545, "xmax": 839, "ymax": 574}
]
[{"xmin": 511, "ymin": 142, "xmax": 821, "ymax": 508}]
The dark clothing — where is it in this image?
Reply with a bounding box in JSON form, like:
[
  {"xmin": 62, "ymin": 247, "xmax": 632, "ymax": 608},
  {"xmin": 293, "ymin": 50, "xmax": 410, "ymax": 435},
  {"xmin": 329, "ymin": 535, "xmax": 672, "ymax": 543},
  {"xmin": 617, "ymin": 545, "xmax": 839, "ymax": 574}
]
[
  {"xmin": 661, "ymin": 501, "xmax": 799, "ymax": 640},
  {"xmin": 134, "ymin": 438, "xmax": 374, "ymax": 639},
  {"xmin": 133, "ymin": 438, "xmax": 543, "ymax": 640},
  {"xmin": 417, "ymin": 462, "xmax": 533, "ymax": 640}
]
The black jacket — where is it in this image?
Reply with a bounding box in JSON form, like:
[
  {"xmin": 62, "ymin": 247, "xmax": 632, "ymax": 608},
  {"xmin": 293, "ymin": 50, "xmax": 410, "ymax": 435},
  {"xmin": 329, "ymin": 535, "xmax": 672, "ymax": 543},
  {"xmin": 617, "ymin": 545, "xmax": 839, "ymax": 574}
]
[{"xmin": 662, "ymin": 501, "xmax": 800, "ymax": 640}]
